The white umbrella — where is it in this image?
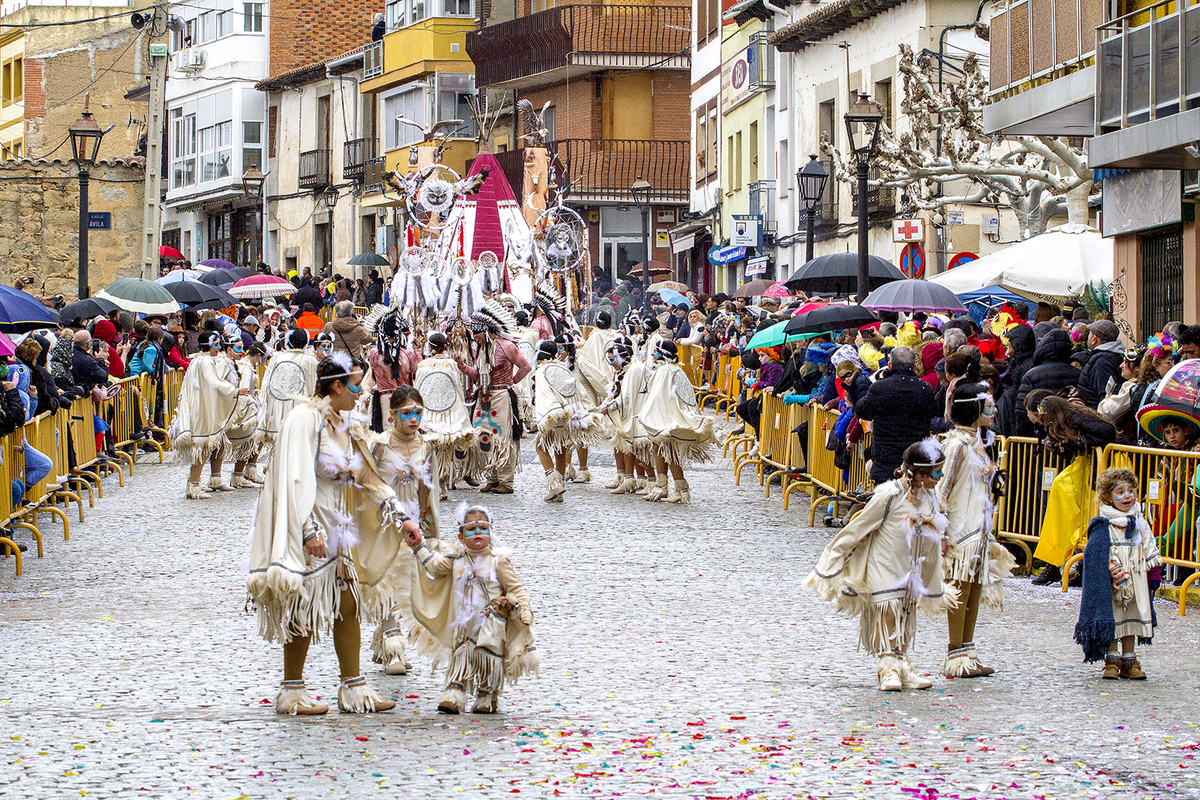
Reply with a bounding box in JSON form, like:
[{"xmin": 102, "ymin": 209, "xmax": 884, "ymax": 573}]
[
  {"xmin": 156, "ymin": 269, "xmax": 205, "ymax": 284},
  {"xmin": 928, "ymin": 224, "xmax": 1112, "ymax": 304},
  {"xmin": 96, "ymin": 278, "xmax": 181, "ymax": 315}
]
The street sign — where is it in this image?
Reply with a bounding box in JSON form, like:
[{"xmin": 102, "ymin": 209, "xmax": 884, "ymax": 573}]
[
  {"xmin": 945, "ymin": 210, "xmax": 965, "ymax": 225},
  {"xmin": 745, "ymin": 255, "xmax": 769, "ymax": 277},
  {"xmin": 892, "ymin": 218, "xmax": 924, "ymax": 242},
  {"xmin": 900, "ymin": 242, "xmax": 925, "ymax": 279},
  {"xmin": 947, "ymin": 251, "xmax": 978, "ymax": 270},
  {"xmin": 730, "ymin": 215, "xmax": 759, "ymax": 248},
  {"xmin": 87, "ymin": 212, "xmax": 111, "ymax": 230},
  {"xmin": 708, "ymin": 245, "xmax": 746, "ymax": 265}
]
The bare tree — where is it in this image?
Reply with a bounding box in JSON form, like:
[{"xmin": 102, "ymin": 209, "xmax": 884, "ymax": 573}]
[{"xmin": 822, "ymin": 44, "xmax": 1096, "ymax": 239}]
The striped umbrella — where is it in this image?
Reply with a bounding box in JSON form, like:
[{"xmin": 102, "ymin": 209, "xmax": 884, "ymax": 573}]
[
  {"xmin": 228, "ymin": 275, "xmax": 295, "ymax": 300},
  {"xmin": 96, "ymin": 278, "xmax": 181, "ymax": 315}
]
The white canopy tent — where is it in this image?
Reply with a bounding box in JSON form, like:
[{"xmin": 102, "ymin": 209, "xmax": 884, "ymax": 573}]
[{"xmin": 928, "ymin": 224, "xmax": 1113, "ymax": 304}]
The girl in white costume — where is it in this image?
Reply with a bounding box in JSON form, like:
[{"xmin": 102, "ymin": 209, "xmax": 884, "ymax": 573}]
[
  {"xmin": 602, "ymin": 335, "xmax": 655, "ymax": 494},
  {"xmin": 170, "ymin": 330, "xmax": 243, "ymax": 499},
  {"xmin": 257, "ymin": 329, "xmax": 319, "ymax": 461},
  {"xmin": 571, "ymin": 315, "xmax": 618, "ymax": 484},
  {"xmin": 638, "ymin": 339, "xmax": 715, "ymax": 503},
  {"xmin": 532, "ymin": 339, "xmax": 603, "ymax": 502},
  {"xmin": 364, "ymin": 385, "xmax": 443, "ymax": 676},
  {"xmin": 226, "ymin": 341, "xmax": 267, "ymax": 488},
  {"xmin": 246, "ymin": 354, "xmax": 419, "ymax": 715},
  {"xmin": 938, "ymin": 381, "xmax": 1016, "ymax": 678},
  {"xmin": 413, "ymin": 331, "xmax": 478, "ymax": 495},
  {"xmin": 808, "ymin": 439, "xmax": 954, "ymax": 691},
  {"xmin": 404, "ymin": 503, "xmax": 539, "ymax": 715}
]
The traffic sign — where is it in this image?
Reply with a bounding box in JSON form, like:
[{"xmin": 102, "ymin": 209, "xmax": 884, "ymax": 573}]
[{"xmin": 900, "ymin": 242, "xmax": 925, "ymax": 279}]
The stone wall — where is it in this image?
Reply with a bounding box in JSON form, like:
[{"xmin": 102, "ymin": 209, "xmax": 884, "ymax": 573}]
[{"xmin": 0, "ymin": 158, "xmax": 144, "ymax": 300}]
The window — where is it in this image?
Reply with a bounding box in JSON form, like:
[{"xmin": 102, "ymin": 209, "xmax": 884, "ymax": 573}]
[
  {"xmin": 384, "ymin": 87, "xmax": 427, "ymax": 149},
  {"xmin": 386, "ymin": 0, "xmax": 403, "ymax": 30},
  {"xmin": 172, "ymin": 19, "xmax": 195, "ymax": 51},
  {"xmin": 410, "ymin": 0, "xmax": 429, "ymax": 25},
  {"xmin": 268, "ymin": 106, "xmax": 277, "ymax": 158},
  {"xmin": 197, "ymin": 12, "xmax": 216, "ymax": 43},
  {"xmin": 443, "ymin": 0, "xmax": 472, "ymax": 15},
  {"xmin": 699, "ymin": 0, "xmax": 719, "ymax": 46},
  {"xmin": 216, "ymin": 11, "xmax": 233, "ymax": 38},
  {"xmin": 874, "ymin": 78, "xmax": 893, "ymax": 131},
  {"xmin": 171, "ymin": 108, "xmax": 197, "ymax": 189},
  {"xmin": 388, "ymin": 0, "xmax": 471, "ymax": 28},
  {"xmin": 1, "ymin": 56, "xmax": 21, "ymax": 106},
  {"xmin": 243, "ymin": 121, "xmax": 262, "ymax": 172},
  {"xmin": 749, "ymin": 121, "xmax": 758, "ymax": 183},
  {"xmin": 243, "ymin": 3, "xmax": 263, "ymax": 32},
  {"xmin": 734, "ymin": 130, "xmax": 743, "ymax": 189},
  {"xmin": 695, "ymin": 108, "xmax": 707, "ymax": 185},
  {"xmin": 438, "ymin": 90, "xmax": 477, "ymax": 138},
  {"xmin": 1, "ymin": 140, "xmax": 22, "ymax": 160},
  {"xmin": 818, "ymin": 98, "xmax": 836, "ymax": 150},
  {"xmin": 542, "ymin": 105, "xmax": 555, "ymax": 142},
  {"xmin": 199, "ymin": 120, "xmax": 233, "ymax": 182}
]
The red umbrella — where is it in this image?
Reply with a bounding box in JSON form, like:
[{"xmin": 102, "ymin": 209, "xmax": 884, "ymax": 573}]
[
  {"xmin": 228, "ymin": 274, "xmax": 295, "ymax": 300},
  {"xmin": 160, "ymin": 245, "xmax": 185, "ymax": 259},
  {"xmin": 789, "ymin": 301, "xmax": 828, "ymax": 316},
  {"xmin": 762, "ymin": 281, "xmax": 793, "ymax": 298},
  {"xmin": 627, "ymin": 260, "xmax": 671, "ymax": 278}
]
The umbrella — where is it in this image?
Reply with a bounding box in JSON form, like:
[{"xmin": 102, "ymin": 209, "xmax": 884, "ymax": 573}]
[
  {"xmin": 348, "ymin": 252, "xmax": 391, "ymax": 267},
  {"xmin": 927, "ymin": 224, "xmax": 1112, "ymax": 304},
  {"xmin": 746, "ymin": 320, "xmax": 796, "ymax": 349},
  {"xmin": 228, "ymin": 275, "xmax": 295, "ymax": 300},
  {"xmin": 647, "ymin": 280, "xmax": 689, "ymax": 293},
  {"xmin": 762, "ymin": 281, "xmax": 793, "ymax": 299},
  {"xmin": 732, "ymin": 278, "xmax": 775, "ymax": 298},
  {"xmin": 784, "ymin": 303, "xmax": 879, "ymax": 335},
  {"xmin": 627, "ymin": 260, "xmax": 671, "ymax": 277},
  {"xmin": 784, "ymin": 253, "xmax": 906, "ymax": 295},
  {"xmin": 156, "ymin": 269, "xmax": 205, "ymax": 284},
  {"xmin": 59, "ymin": 297, "xmax": 119, "ymax": 324},
  {"xmin": 198, "ymin": 268, "xmax": 240, "ymax": 288},
  {"xmin": 862, "ymin": 280, "xmax": 967, "ymax": 314},
  {"xmin": 789, "ymin": 300, "xmax": 828, "ymax": 316},
  {"xmin": 161, "ymin": 279, "xmax": 237, "ymax": 309},
  {"xmin": 96, "ymin": 278, "xmax": 181, "ymax": 316},
  {"xmin": 0, "ymin": 333, "xmax": 16, "ymax": 357},
  {"xmin": 958, "ymin": 285, "xmax": 1026, "ymax": 325},
  {"xmin": 656, "ymin": 288, "xmax": 689, "ymax": 308},
  {"xmin": 160, "ymin": 245, "xmax": 185, "ymax": 259},
  {"xmin": 200, "ymin": 258, "xmax": 239, "ymax": 271},
  {"xmin": 1137, "ymin": 359, "xmax": 1200, "ymax": 443},
  {"xmin": 229, "ymin": 266, "xmax": 253, "ymax": 279},
  {"xmin": 0, "ymin": 285, "xmax": 60, "ymax": 333}
]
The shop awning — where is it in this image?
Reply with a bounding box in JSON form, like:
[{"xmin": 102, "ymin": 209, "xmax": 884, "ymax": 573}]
[{"xmin": 356, "ymin": 193, "xmax": 405, "ymax": 209}]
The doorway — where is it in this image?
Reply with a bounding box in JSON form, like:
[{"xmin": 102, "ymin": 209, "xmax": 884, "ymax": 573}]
[{"xmin": 602, "ymin": 239, "xmax": 647, "ymax": 286}]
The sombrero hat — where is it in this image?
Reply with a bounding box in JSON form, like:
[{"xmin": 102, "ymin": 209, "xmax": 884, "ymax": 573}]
[{"xmin": 1137, "ymin": 404, "xmax": 1200, "ymax": 445}]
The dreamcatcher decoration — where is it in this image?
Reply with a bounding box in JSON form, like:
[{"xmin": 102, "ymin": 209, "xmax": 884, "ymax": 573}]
[
  {"xmin": 405, "ymin": 164, "xmax": 462, "ymax": 231},
  {"xmin": 390, "ymin": 244, "xmax": 443, "ymax": 320},
  {"xmin": 438, "ymin": 255, "xmax": 485, "ymax": 322}
]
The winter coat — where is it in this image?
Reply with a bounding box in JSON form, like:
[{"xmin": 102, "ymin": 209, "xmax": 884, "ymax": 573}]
[
  {"xmin": 1014, "ymin": 328, "xmax": 1081, "ymax": 437},
  {"xmin": 323, "ymin": 316, "xmax": 372, "ymax": 360},
  {"xmin": 854, "ymin": 368, "xmax": 939, "ymax": 484},
  {"xmin": 71, "ymin": 347, "xmax": 111, "ymax": 393},
  {"xmin": 293, "ymin": 282, "xmax": 324, "ymax": 311},
  {"xmin": 994, "ymin": 324, "xmax": 1036, "ymax": 437},
  {"xmin": 1077, "ymin": 340, "xmax": 1126, "ymax": 409}
]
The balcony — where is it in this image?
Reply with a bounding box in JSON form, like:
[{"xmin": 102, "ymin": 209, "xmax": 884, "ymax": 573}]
[
  {"xmin": 850, "ymin": 168, "xmax": 896, "ymax": 219},
  {"xmin": 550, "ymin": 139, "xmax": 688, "ymax": 204},
  {"xmin": 343, "ymin": 138, "xmax": 378, "ymax": 182},
  {"xmin": 299, "ymin": 149, "xmax": 331, "ymax": 190},
  {"xmin": 364, "ymin": 40, "xmax": 384, "ymax": 80},
  {"xmin": 748, "ymin": 179, "xmax": 776, "ymax": 234},
  {"xmin": 467, "ymin": 2, "xmax": 690, "ymax": 89},
  {"xmin": 747, "ymin": 32, "xmax": 775, "ymax": 92},
  {"xmin": 989, "ymin": 0, "xmax": 1101, "ymax": 98},
  {"xmin": 362, "ymin": 156, "xmax": 389, "ymax": 194}
]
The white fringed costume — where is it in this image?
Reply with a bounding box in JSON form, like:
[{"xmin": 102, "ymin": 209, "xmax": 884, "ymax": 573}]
[
  {"xmin": 413, "ymin": 356, "xmax": 478, "ymax": 488},
  {"xmin": 807, "ymin": 479, "xmax": 954, "ymax": 656},
  {"xmin": 225, "ymin": 357, "xmax": 263, "ymax": 462},
  {"xmin": 409, "ymin": 537, "xmax": 539, "ymax": 711},
  {"xmin": 604, "ymin": 359, "xmax": 653, "ymax": 462},
  {"xmin": 937, "ymin": 426, "xmax": 1015, "ymax": 607},
  {"xmin": 168, "ymin": 352, "xmax": 240, "ymax": 465},
  {"xmin": 638, "ymin": 360, "xmax": 716, "ymax": 466},
  {"xmin": 257, "ymin": 348, "xmax": 319, "ymax": 453},
  {"xmin": 533, "ymin": 360, "xmax": 604, "ymax": 456},
  {"xmin": 575, "ymin": 327, "xmax": 618, "ymax": 412}
]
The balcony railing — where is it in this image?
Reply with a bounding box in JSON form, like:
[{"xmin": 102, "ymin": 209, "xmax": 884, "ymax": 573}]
[
  {"xmin": 343, "ymin": 138, "xmax": 378, "ymax": 182},
  {"xmin": 362, "ymin": 156, "xmax": 388, "ymax": 194},
  {"xmin": 550, "ymin": 139, "xmax": 688, "ymax": 204},
  {"xmin": 748, "ymin": 179, "xmax": 776, "ymax": 234},
  {"xmin": 989, "ymin": 0, "xmax": 1101, "ymax": 97},
  {"xmin": 467, "ymin": 2, "xmax": 690, "ymax": 87},
  {"xmin": 299, "ymin": 149, "xmax": 331, "ymax": 190},
  {"xmin": 850, "ymin": 167, "xmax": 896, "ymax": 219},
  {"xmin": 747, "ymin": 32, "xmax": 775, "ymax": 92},
  {"xmin": 1096, "ymin": 0, "xmax": 1199, "ymax": 133},
  {"xmin": 364, "ymin": 40, "xmax": 384, "ymax": 80}
]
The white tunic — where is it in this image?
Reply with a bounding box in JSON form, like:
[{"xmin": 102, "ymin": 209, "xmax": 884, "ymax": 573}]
[
  {"xmin": 638, "ymin": 360, "xmax": 715, "ymax": 466},
  {"xmin": 168, "ymin": 353, "xmax": 239, "ymax": 465}
]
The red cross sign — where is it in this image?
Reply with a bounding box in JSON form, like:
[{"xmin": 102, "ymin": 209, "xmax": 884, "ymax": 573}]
[{"xmin": 892, "ymin": 218, "xmax": 925, "ymax": 242}]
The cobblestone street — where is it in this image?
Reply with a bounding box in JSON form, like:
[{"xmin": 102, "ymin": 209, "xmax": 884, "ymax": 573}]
[{"xmin": 3, "ymin": 444, "xmax": 1200, "ymax": 799}]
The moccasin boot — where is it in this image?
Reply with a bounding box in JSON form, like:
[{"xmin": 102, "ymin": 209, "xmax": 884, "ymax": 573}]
[
  {"xmin": 662, "ymin": 478, "xmax": 690, "ymax": 504},
  {"xmin": 186, "ymin": 481, "xmax": 210, "ymax": 500},
  {"xmin": 898, "ymin": 654, "xmax": 932, "ymax": 690},
  {"xmin": 877, "ymin": 655, "xmax": 903, "ymax": 692},
  {"xmin": 1101, "ymin": 655, "xmax": 1122, "ymax": 680},
  {"xmin": 472, "ymin": 691, "xmax": 499, "ymax": 714},
  {"xmin": 572, "ymin": 468, "xmax": 591, "ymax": 483},
  {"xmin": 604, "ymin": 473, "xmax": 623, "ymax": 489},
  {"xmin": 437, "ymin": 682, "xmax": 467, "ymax": 714},
  {"xmin": 642, "ymin": 474, "xmax": 668, "ymax": 502},
  {"xmin": 337, "ymin": 676, "xmax": 396, "ymax": 713},
  {"xmin": 275, "ymin": 680, "xmax": 329, "ymax": 716},
  {"xmin": 1120, "ymin": 657, "xmax": 1147, "ymax": 680},
  {"xmin": 963, "ymin": 643, "xmax": 995, "ymax": 676}
]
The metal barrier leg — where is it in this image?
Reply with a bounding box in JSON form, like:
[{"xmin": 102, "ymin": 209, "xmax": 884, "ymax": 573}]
[
  {"xmin": 56, "ymin": 489, "xmax": 84, "ymax": 524},
  {"xmin": 1178, "ymin": 571, "xmax": 1200, "ymax": 616},
  {"xmin": 782, "ymin": 476, "xmax": 809, "ymax": 511},
  {"xmin": 70, "ymin": 476, "xmax": 96, "ymax": 507},
  {"xmin": 1061, "ymin": 552, "xmax": 1085, "ymax": 593},
  {"xmin": 9, "ymin": 522, "xmax": 42, "ymax": 558},
  {"xmin": 112, "ymin": 451, "xmax": 134, "ymax": 481},
  {"xmin": 998, "ymin": 536, "xmax": 1033, "ymax": 576},
  {"xmin": 35, "ymin": 505, "xmax": 69, "ymax": 541},
  {"xmin": 0, "ymin": 537, "xmax": 22, "ymax": 575},
  {"xmin": 733, "ymin": 456, "xmax": 760, "ymax": 486}
]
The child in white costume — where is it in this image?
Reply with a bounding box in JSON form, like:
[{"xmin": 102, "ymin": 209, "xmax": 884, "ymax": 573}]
[
  {"xmin": 938, "ymin": 381, "xmax": 1016, "ymax": 678},
  {"xmin": 638, "ymin": 339, "xmax": 715, "ymax": 503},
  {"xmin": 808, "ymin": 439, "xmax": 954, "ymax": 691},
  {"xmin": 257, "ymin": 329, "xmax": 319, "ymax": 459},
  {"xmin": 170, "ymin": 330, "xmax": 242, "ymax": 499},
  {"xmin": 532, "ymin": 338, "xmax": 603, "ymax": 502},
  {"xmin": 602, "ymin": 335, "xmax": 655, "ymax": 494},
  {"xmin": 404, "ymin": 503, "xmax": 539, "ymax": 715},
  {"xmin": 226, "ymin": 341, "xmax": 267, "ymax": 488}
]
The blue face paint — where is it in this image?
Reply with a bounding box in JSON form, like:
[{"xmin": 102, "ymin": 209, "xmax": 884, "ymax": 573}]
[
  {"xmin": 931, "ymin": 468, "xmax": 944, "ymax": 480},
  {"xmin": 398, "ymin": 409, "xmax": 422, "ymax": 422},
  {"xmin": 232, "ymin": 345, "xmax": 245, "ymax": 354},
  {"xmin": 347, "ymin": 381, "xmax": 364, "ymax": 394}
]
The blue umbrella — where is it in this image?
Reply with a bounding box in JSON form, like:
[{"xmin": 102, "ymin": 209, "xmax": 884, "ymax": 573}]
[
  {"xmin": 959, "ymin": 285, "xmax": 1025, "ymax": 325},
  {"xmin": 156, "ymin": 269, "xmax": 205, "ymax": 284},
  {"xmin": 0, "ymin": 285, "xmax": 59, "ymax": 333},
  {"xmin": 656, "ymin": 288, "xmax": 689, "ymax": 307}
]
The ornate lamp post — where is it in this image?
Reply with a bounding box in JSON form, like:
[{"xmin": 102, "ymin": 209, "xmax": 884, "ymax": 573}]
[
  {"xmin": 630, "ymin": 176, "xmax": 653, "ymax": 314},
  {"xmin": 241, "ymin": 166, "xmax": 266, "ymax": 268},
  {"xmin": 796, "ymin": 153, "xmax": 828, "ymax": 264},
  {"xmin": 68, "ymin": 98, "xmax": 107, "ymax": 299},
  {"xmin": 843, "ymin": 91, "xmax": 884, "ymax": 302}
]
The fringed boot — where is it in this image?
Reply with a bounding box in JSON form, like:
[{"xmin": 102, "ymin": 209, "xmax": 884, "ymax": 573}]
[
  {"xmin": 1102, "ymin": 652, "xmax": 1122, "ymax": 680},
  {"xmin": 877, "ymin": 655, "xmax": 903, "ymax": 692},
  {"xmin": 962, "ymin": 642, "xmax": 994, "ymax": 677},
  {"xmin": 662, "ymin": 478, "xmax": 690, "ymax": 504},
  {"xmin": 471, "ymin": 690, "xmax": 499, "ymax": 714},
  {"xmin": 376, "ymin": 627, "xmax": 411, "ymax": 676},
  {"xmin": 642, "ymin": 474, "xmax": 668, "ymax": 502},
  {"xmin": 563, "ymin": 464, "xmax": 577, "ymax": 482},
  {"xmin": 437, "ymin": 681, "xmax": 468, "ymax": 714},
  {"xmin": 1120, "ymin": 654, "xmax": 1147, "ymax": 680},
  {"xmin": 230, "ymin": 470, "xmax": 258, "ymax": 489},
  {"xmin": 244, "ymin": 463, "xmax": 266, "ymax": 484},
  {"xmin": 275, "ymin": 680, "xmax": 329, "ymax": 715},
  {"xmin": 942, "ymin": 646, "xmax": 975, "ymax": 678},
  {"xmin": 634, "ymin": 476, "xmax": 650, "ymax": 495},
  {"xmin": 604, "ymin": 472, "xmax": 623, "ymax": 489},
  {"xmin": 543, "ymin": 469, "xmax": 565, "ymax": 502},
  {"xmin": 337, "ymin": 676, "xmax": 396, "ymax": 713},
  {"xmin": 207, "ymin": 474, "xmax": 236, "ymax": 492},
  {"xmin": 897, "ymin": 653, "xmax": 932, "ymax": 690},
  {"xmin": 186, "ymin": 481, "xmax": 210, "ymax": 500},
  {"xmin": 571, "ymin": 468, "xmax": 591, "ymax": 483}
]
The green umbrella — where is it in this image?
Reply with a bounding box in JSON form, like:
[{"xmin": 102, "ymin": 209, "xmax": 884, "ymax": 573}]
[
  {"xmin": 746, "ymin": 320, "xmax": 793, "ymax": 349},
  {"xmin": 348, "ymin": 252, "xmax": 391, "ymax": 267},
  {"xmin": 96, "ymin": 278, "xmax": 181, "ymax": 315}
]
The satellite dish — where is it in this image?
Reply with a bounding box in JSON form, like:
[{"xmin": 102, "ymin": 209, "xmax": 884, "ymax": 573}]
[{"xmin": 130, "ymin": 11, "xmax": 146, "ymax": 29}]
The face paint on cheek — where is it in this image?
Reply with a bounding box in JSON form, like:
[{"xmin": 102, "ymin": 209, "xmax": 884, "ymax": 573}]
[{"xmin": 347, "ymin": 382, "xmax": 364, "ymax": 395}]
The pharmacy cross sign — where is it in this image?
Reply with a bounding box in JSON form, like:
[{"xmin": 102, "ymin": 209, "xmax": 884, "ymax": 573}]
[{"xmin": 892, "ymin": 218, "xmax": 924, "ymax": 242}]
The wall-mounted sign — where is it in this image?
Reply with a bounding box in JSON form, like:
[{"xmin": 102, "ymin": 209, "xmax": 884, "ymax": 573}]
[
  {"xmin": 745, "ymin": 255, "xmax": 769, "ymax": 277},
  {"xmin": 87, "ymin": 212, "xmax": 111, "ymax": 230},
  {"xmin": 900, "ymin": 242, "xmax": 925, "ymax": 279},
  {"xmin": 730, "ymin": 215, "xmax": 760, "ymax": 248},
  {"xmin": 892, "ymin": 218, "xmax": 924, "ymax": 242},
  {"xmin": 945, "ymin": 210, "xmax": 965, "ymax": 226},
  {"xmin": 947, "ymin": 252, "xmax": 978, "ymax": 270},
  {"xmin": 708, "ymin": 245, "xmax": 747, "ymax": 265}
]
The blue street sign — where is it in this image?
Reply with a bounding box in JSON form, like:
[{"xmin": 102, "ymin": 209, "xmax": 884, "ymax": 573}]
[{"xmin": 87, "ymin": 212, "xmax": 111, "ymax": 230}]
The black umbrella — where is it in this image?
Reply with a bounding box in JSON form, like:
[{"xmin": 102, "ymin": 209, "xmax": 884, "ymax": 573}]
[
  {"xmin": 229, "ymin": 266, "xmax": 253, "ymax": 279},
  {"xmin": 59, "ymin": 297, "xmax": 119, "ymax": 325},
  {"xmin": 783, "ymin": 303, "xmax": 879, "ymax": 335},
  {"xmin": 784, "ymin": 253, "xmax": 906, "ymax": 295},
  {"xmin": 862, "ymin": 280, "xmax": 967, "ymax": 314},
  {"xmin": 198, "ymin": 268, "xmax": 239, "ymax": 288},
  {"xmin": 162, "ymin": 279, "xmax": 237, "ymax": 309}
]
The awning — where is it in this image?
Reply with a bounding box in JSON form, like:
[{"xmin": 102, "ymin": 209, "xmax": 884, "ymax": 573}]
[
  {"xmin": 671, "ymin": 233, "xmax": 695, "ymax": 254},
  {"xmin": 356, "ymin": 193, "xmax": 405, "ymax": 209}
]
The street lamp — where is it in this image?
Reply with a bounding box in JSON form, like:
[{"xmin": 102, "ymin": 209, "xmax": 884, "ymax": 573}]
[
  {"xmin": 630, "ymin": 176, "xmax": 653, "ymax": 314},
  {"xmin": 843, "ymin": 91, "xmax": 884, "ymax": 302},
  {"xmin": 796, "ymin": 154, "xmax": 828, "ymax": 264},
  {"xmin": 68, "ymin": 97, "xmax": 107, "ymax": 299},
  {"xmin": 241, "ymin": 166, "xmax": 265, "ymax": 268}
]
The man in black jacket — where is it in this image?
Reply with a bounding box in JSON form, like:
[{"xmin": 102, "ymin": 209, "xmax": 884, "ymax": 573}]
[
  {"xmin": 293, "ymin": 277, "xmax": 324, "ymax": 312},
  {"xmin": 994, "ymin": 324, "xmax": 1036, "ymax": 436},
  {"xmin": 70, "ymin": 330, "xmax": 111, "ymax": 394},
  {"xmin": 854, "ymin": 346, "xmax": 939, "ymax": 485},
  {"xmin": 1076, "ymin": 319, "xmax": 1125, "ymax": 408},
  {"xmin": 1014, "ymin": 328, "xmax": 1080, "ymax": 435}
]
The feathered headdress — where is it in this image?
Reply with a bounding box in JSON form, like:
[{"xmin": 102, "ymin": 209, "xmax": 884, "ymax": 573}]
[
  {"xmin": 467, "ymin": 298, "xmax": 518, "ymax": 337},
  {"xmin": 905, "ymin": 437, "xmax": 945, "ymax": 468},
  {"xmin": 1148, "ymin": 334, "xmax": 1175, "ymax": 361},
  {"xmin": 534, "ymin": 279, "xmax": 566, "ymax": 316}
]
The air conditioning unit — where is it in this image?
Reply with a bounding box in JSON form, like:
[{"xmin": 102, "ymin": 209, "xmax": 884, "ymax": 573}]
[{"xmin": 178, "ymin": 48, "xmax": 206, "ymax": 74}]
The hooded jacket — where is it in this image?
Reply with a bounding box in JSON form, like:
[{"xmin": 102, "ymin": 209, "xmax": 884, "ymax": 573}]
[
  {"xmin": 994, "ymin": 324, "xmax": 1036, "ymax": 436},
  {"xmin": 323, "ymin": 315, "xmax": 371, "ymax": 360},
  {"xmin": 1077, "ymin": 339, "xmax": 1126, "ymax": 409},
  {"xmin": 854, "ymin": 365, "xmax": 939, "ymax": 484},
  {"xmin": 1014, "ymin": 328, "xmax": 1081, "ymax": 436}
]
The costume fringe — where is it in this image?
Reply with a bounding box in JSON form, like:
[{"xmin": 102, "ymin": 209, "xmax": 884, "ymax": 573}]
[
  {"xmin": 610, "ymin": 429, "xmax": 635, "ymax": 455},
  {"xmin": 370, "ymin": 624, "xmax": 407, "ymax": 665},
  {"xmin": 943, "ymin": 530, "xmax": 989, "ymax": 584},
  {"xmin": 942, "ymin": 651, "xmax": 976, "ymax": 677},
  {"xmin": 981, "ymin": 540, "xmax": 1017, "ymax": 609},
  {"xmin": 275, "ymin": 683, "xmax": 324, "ymax": 715},
  {"xmin": 648, "ymin": 416, "xmax": 716, "ymax": 466},
  {"xmin": 225, "ymin": 428, "xmax": 263, "ymax": 463},
  {"xmin": 250, "ymin": 558, "xmax": 359, "ymax": 644},
  {"xmin": 337, "ymin": 678, "xmax": 389, "ymax": 713},
  {"xmin": 535, "ymin": 410, "xmax": 605, "ymax": 455},
  {"xmin": 170, "ymin": 430, "xmax": 226, "ymax": 467}
]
